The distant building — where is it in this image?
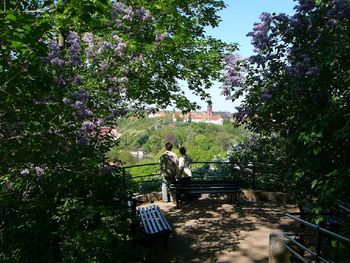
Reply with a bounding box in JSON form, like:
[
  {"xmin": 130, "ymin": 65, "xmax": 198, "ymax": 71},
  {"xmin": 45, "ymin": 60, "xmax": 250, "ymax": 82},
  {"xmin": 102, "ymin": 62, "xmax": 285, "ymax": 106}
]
[
  {"xmin": 147, "ymin": 103, "xmax": 224, "ymax": 125},
  {"xmin": 191, "ymin": 103, "xmax": 224, "ymax": 125},
  {"xmin": 172, "ymin": 112, "xmax": 191, "ymax": 122},
  {"xmin": 148, "ymin": 111, "xmax": 166, "ymax": 118}
]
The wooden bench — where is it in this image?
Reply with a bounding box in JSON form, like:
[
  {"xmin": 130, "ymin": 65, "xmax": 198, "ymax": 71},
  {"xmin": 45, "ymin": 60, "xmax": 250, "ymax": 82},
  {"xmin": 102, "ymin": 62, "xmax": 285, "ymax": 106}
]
[
  {"xmin": 170, "ymin": 179, "xmax": 243, "ymax": 208},
  {"xmin": 136, "ymin": 204, "xmax": 172, "ymax": 247}
]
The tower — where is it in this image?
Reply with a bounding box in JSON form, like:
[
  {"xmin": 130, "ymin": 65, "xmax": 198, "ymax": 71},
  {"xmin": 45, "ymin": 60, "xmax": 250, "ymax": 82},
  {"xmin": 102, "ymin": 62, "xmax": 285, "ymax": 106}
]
[{"xmin": 207, "ymin": 102, "xmax": 213, "ymax": 115}]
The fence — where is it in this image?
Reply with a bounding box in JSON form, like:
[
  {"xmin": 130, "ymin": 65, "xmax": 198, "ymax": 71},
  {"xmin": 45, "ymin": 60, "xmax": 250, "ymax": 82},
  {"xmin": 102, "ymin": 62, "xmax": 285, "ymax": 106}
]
[
  {"xmin": 122, "ymin": 160, "xmax": 288, "ymax": 194},
  {"xmin": 122, "ymin": 161, "xmax": 237, "ymax": 194},
  {"xmin": 283, "ymin": 212, "xmax": 350, "ymax": 263}
]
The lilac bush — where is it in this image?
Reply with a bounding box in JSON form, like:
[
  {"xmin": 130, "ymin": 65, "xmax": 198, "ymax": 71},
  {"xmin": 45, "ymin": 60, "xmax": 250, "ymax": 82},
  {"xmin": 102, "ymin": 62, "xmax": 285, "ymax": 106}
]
[
  {"xmin": 1, "ymin": 0, "xmax": 232, "ymax": 261},
  {"xmin": 223, "ymin": 0, "xmax": 350, "ymax": 210}
]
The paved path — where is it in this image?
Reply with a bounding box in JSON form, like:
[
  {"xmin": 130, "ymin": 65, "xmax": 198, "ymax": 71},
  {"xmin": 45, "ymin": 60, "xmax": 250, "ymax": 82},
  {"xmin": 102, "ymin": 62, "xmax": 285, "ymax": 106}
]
[{"xmin": 142, "ymin": 195, "xmax": 298, "ymax": 263}]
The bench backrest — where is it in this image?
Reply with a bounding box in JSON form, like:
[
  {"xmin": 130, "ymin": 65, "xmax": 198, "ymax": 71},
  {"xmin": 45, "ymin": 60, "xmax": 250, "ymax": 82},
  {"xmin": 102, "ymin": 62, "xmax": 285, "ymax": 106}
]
[{"xmin": 172, "ymin": 179, "xmax": 243, "ymax": 188}]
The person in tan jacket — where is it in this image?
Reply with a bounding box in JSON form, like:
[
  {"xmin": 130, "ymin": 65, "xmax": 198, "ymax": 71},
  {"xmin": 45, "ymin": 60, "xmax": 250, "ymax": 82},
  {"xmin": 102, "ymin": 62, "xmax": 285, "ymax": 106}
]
[{"xmin": 160, "ymin": 142, "xmax": 178, "ymax": 202}]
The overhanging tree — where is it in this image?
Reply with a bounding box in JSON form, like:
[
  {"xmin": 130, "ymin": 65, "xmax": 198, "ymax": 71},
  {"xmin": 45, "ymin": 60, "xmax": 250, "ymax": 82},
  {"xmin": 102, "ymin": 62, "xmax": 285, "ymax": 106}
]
[
  {"xmin": 223, "ymin": 0, "xmax": 350, "ymax": 206},
  {"xmin": 0, "ymin": 0, "xmax": 235, "ymax": 261}
]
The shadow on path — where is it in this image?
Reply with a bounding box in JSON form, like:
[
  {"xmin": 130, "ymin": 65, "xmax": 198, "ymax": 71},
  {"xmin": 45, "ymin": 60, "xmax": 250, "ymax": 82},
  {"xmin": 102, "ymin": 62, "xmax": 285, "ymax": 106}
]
[{"xmin": 143, "ymin": 195, "xmax": 298, "ymax": 263}]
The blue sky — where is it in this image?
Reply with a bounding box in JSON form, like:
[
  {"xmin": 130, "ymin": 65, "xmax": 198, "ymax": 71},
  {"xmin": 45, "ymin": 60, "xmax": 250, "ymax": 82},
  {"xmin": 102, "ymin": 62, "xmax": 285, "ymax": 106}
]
[{"xmin": 185, "ymin": 0, "xmax": 296, "ymax": 112}]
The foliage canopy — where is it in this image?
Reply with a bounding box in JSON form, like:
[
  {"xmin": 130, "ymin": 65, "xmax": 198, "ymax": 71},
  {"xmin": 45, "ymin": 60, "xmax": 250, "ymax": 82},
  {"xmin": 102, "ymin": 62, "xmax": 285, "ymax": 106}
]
[
  {"xmin": 0, "ymin": 0, "xmax": 234, "ymax": 261},
  {"xmin": 223, "ymin": 0, "xmax": 350, "ymax": 207}
]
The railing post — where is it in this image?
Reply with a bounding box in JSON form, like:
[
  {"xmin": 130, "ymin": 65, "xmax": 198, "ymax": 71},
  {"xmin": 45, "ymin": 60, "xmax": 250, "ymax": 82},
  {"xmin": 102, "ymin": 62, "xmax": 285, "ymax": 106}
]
[
  {"xmin": 252, "ymin": 162, "xmax": 256, "ymax": 189},
  {"xmin": 122, "ymin": 167, "xmax": 127, "ymax": 199},
  {"xmin": 316, "ymin": 225, "xmax": 321, "ymax": 263}
]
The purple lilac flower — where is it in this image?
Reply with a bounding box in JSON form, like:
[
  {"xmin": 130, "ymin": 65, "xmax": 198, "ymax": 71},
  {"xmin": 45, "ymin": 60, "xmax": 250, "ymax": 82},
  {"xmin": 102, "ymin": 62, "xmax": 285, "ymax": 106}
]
[
  {"xmin": 306, "ymin": 66, "xmax": 320, "ymax": 76},
  {"xmin": 112, "ymin": 34, "xmax": 121, "ymax": 42},
  {"xmin": 67, "ymin": 31, "xmax": 81, "ymax": 65},
  {"xmin": 50, "ymin": 57, "xmax": 65, "ymax": 67},
  {"xmin": 82, "ymin": 121, "xmax": 96, "ymax": 132},
  {"xmin": 155, "ymin": 33, "xmax": 166, "ymax": 42},
  {"xmin": 113, "ymin": 2, "xmax": 127, "ymax": 14},
  {"xmin": 274, "ymin": 13, "xmax": 289, "ymax": 23},
  {"xmin": 74, "ymin": 100, "xmax": 84, "ymax": 109},
  {"xmin": 99, "ymin": 61, "xmax": 109, "ymax": 71},
  {"xmin": 74, "ymin": 107, "xmax": 93, "ymax": 120},
  {"xmin": 96, "ymin": 41, "xmax": 111, "ymax": 54},
  {"xmin": 77, "ymin": 136, "xmax": 90, "ymax": 146},
  {"xmin": 286, "ymin": 66, "xmax": 300, "ymax": 78},
  {"xmin": 326, "ymin": 19, "xmax": 338, "ymax": 26},
  {"xmin": 295, "ymin": 62, "xmax": 306, "ymax": 72},
  {"xmin": 73, "ymin": 75, "xmax": 83, "ymax": 86},
  {"xmin": 220, "ymin": 85, "xmax": 231, "ymax": 98},
  {"xmin": 120, "ymin": 66, "xmax": 129, "ymax": 74},
  {"xmin": 108, "ymin": 87, "xmax": 117, "ymax": 93},
  {"xmin": 115, "ymin": 42, "xmax": 126, "ymax": 53},
  {"xmin": 62, "ymin": 97, "xmax": 71, "ymax": 105},
  {"xmin": 224, "ymin": 53, "xmax": 239, "ymax": 64},
  {"xmin": 294, "ymin": 0, "xmax": 315, "ymax": 13},
  {"xmin": 246, "ymin": 12, "xmax": 272, "ymax": 51},
  {"xmin": 114, "ymin": 19, "xmax": 125, "ymax": 28},
  {"xmin": 259, "ymin": 12, "xmax": 272, "ymax": 23},
  {"xmin": 56, "ymin": 75, "xmax": 67, "ymax": 86},
  {"xmin": 96, "ymin": 119, "xmax": 104, "ymax": 126},
  {"xmin": 85, "ymin": 44, "xmax": 94, "ymax": 58},
  {"xmin": 34, "ymin": 166, "xmax": 45, "ymax": 176},
  {"xmin": 73, "ymin": 89, "xmax": 88, "ymax": 103},
  {"xmin": 137, "ymin": 54, "xmax": 145, "ymax": 62},
  {"xmin": 136, "ymin": 7, "xmax": 151, "ymax": 21},
  {"xmin": 73, "ymin": 105, "xmax": 93, "ymax": 119},
  {"xmin": 328, "ymin": 0, "xmax": 350, "ymax": 19},
  {"xmin": 289, "ymin": 16, "xmax": 304, "ymax": 31},
  {"xmin": 237, "ymin": 107, "xmax": 255, "ymax": 119},
  {"xmin": 6, "ymin": 181, "xmax": 13, "ymax": 190},
  {"xmin": 109, "ymin": 77, "xmax": 118, "ymax": 83},
  {"xmin": 83, "ymin": 109, "xmax": 93, "ymax": 117},
  {"xmin": 82, "ymin": 33, "xmax": 94, "ymax": 44},
  {"xmin": 21, "ymin": 168, "xmax": 30, "ymax": 175},
  {"xmin": 82, "ymin": 34, "xmax": 95, "ymax": 57},
  {"xmin": 260, "ymin": 88, "xmax": 272, "ymax": 102},
  {"xmin": 119, "ymin": 76, "xmax": 129, "ymax": 83},
  {"xmin": 47, "ymin": 40, "xmax": 64, "ymax": 67},
  {"xmin": 222, "ymin": 53, "xmax": 246, "ymax": 90},
  {"xmin": 123, "ymin": 6, "xmax": 134, "ymax": 20},
  {"xmin": 67, "ymin": 32, "xmax": 80, "ymax": 53},
  {"xmin": 22, "ymin": 186, "xmax": 33, "ymax": 200},
  {"xmin": 48, "ymin": 41, "xmax": 60, "ymax": 60},
  {"xmin": 248, "ymin": 54, "xmax": 265, "ymax": 65}
]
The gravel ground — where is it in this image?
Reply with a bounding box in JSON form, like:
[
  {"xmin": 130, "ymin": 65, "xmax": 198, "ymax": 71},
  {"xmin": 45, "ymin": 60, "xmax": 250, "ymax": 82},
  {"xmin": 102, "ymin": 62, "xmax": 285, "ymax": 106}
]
[{"xmin": 140, "ymin": 194, "xmax": 298, "ymax": 263}]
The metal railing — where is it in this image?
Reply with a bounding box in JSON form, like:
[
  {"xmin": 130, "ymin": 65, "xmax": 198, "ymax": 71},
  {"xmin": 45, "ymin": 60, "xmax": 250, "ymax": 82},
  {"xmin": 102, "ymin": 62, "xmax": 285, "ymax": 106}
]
[
  {"xmin": 122, "ymin": 161, "xmax": 235, "ymax": 194},
  {"xmin": 283, "ymin": 212, "xmax": 350, "ymax": 263},
  {"xmin": 121, "ymin": 160, "xmax": 289, "ymax": 194}
]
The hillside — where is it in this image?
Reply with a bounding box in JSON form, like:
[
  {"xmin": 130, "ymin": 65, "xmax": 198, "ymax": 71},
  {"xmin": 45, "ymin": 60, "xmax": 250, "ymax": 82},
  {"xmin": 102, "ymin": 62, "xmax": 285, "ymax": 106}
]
[{"xmin": 107, "ymin": 114, "xmax": 248, "ymax": 167}]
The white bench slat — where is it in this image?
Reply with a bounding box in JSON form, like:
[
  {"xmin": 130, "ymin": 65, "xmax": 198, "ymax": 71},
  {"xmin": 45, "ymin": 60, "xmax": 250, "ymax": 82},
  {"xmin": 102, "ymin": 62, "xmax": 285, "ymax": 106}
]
[
  {"xmin": 148, "ymin": 205, "xmax": 165, "ymax": 232},
  {"xmin": 153, "ymin": 205, "xmax": 172, "ymax": 231},
  {"xmin": 144, "ymin": 206, "xmax": 160, "ymax": 233},
  {"xmin": 139, "ymin": 207, "xmax": 154, "ymax": 234},
  {"xmin": 137, "ymin": 205, "xmax": 172, "ymax": 235}
]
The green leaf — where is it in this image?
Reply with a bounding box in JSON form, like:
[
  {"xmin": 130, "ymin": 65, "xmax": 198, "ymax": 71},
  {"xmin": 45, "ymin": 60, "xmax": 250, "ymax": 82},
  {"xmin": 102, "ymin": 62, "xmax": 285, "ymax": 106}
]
[
  {"xmin": 312, "ymin": 146, "xmax": 322, "ymax": 155},
  {"xmin": 5, "ymin": 13, "xmax": 16, "ymax": 21},
  {"xmin": 10, "ymin": 41, "xmax": 25, "ymax": 49}
]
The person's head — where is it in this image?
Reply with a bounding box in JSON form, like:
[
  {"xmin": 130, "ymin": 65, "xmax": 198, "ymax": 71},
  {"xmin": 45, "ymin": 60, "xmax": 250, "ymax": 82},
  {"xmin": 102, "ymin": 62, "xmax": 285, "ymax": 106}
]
[
  {"xmin": 179, "ymin": 146, "xmax": 186, "ymax": 155},
  {"xmin": 165, "ymin": 142, "xmax": 173, "ymax": 151}
]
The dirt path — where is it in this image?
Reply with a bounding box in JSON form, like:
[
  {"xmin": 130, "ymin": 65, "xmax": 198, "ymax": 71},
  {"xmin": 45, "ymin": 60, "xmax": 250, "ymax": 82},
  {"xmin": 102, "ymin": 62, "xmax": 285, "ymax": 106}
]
[{"xmin": 142, "ymin": 195, "xmax": 298, "ymax": 263}]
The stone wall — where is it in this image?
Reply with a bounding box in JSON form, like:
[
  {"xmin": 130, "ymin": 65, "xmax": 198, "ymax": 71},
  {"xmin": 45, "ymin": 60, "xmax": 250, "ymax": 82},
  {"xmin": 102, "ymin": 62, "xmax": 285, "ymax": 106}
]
[{"xmin": 134, "ymin": 189, "xmax": 293, "ymax": 205}]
